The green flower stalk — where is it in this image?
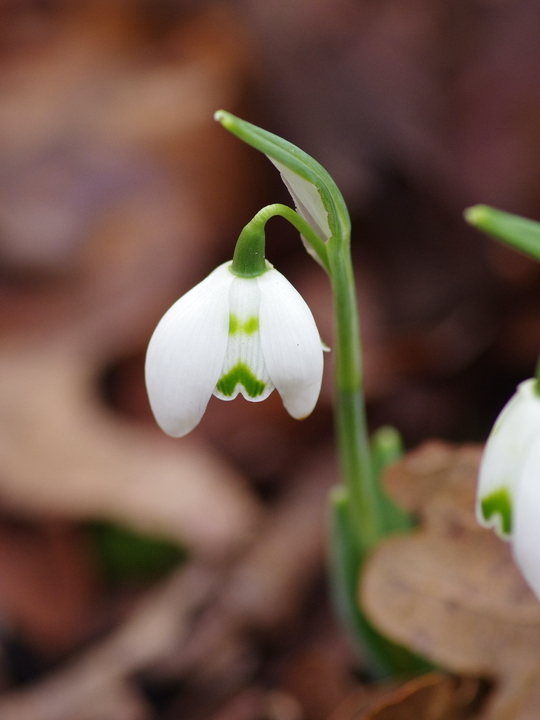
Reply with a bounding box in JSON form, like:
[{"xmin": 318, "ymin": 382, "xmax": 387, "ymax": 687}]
[{"xmin": 146, "ymin": 110, "xmax": 430, "ymax": 677}]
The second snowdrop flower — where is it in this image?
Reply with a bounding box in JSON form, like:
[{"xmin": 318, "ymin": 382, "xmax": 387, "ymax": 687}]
[{"xmin": 477, "ymin": 378, "xmax": 540, "ymax": 598}]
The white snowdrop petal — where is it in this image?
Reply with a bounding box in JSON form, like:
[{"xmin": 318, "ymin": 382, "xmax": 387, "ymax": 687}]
[
  {"xmin": 477, "ymin": 379, "xmax": 540, "ymax": 537},
  {"xmin": 145, "ymin": 262, "xmax": 233, "ymax": 437},
  {"xmin": 258, "ymin": 269, "xmax": 323, "ymax": 419},
  {"xmin": 268, "ymin": 158, "xmax": 331, "ymax": 241},
  {"xmin": 512, "ymin": 439, "xmax": 540, "ymax": 599}
]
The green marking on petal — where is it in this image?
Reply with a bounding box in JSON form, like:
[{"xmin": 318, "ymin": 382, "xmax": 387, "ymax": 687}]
[
  {"xmin": 216, "ymin": 362, "xmax": 266, "ymax": 398},
  {"xmin": 228, "ymin": 314, "xmax": 259, "ymax": 335},
  {"xmin": 481, "ymin": 487, "xmax": 513, "ymax": 535},
  {"xmin": 229, "ymin": 314, "xmax": 239, "ymax": 335},
  {"xmin": 243, "ymin": 316, "xmax": 259, "ymax": 334}
]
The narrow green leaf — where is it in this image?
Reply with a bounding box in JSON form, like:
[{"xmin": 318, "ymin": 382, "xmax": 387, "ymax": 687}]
[
  {"xmin": 371, "ymin": 425, "xmax": 403, "ymax": 475},
  {"xmin": 371, "ymin": 426, "xmax": 415, "ymax": 535},
  {"xmin": 329, "ymin": 487, "xmax": 434, "ymax": 679},
  {"xmin": 89, "ymin": 522, "xmax": 185, "ymax": 585},
  {"xmin": 465, "ymin": 205, "xmax": 540, "ymax": 262}
]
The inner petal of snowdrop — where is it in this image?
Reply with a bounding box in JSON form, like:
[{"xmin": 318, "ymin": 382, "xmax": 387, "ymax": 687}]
[{"xmin": 214, "ymin": 277, "xmax": 275, "ymax": 402}]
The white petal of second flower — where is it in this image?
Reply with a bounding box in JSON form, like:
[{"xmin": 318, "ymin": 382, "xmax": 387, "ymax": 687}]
[
  {"xmin": 477, "ymin": 378, "xmax": 540, "ymax": 534},
  {"xmin": 145, "ymin": 262, "xmax": 233, "ymax": 437},
  {"xmin": 258, "ymin": 269, "xmax": 323, "ymax": 419},
  {"xmin": 512, "ymin": 438, "xmax": 540, "ymax": 600}
]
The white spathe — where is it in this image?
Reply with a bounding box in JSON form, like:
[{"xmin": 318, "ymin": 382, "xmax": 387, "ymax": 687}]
[
  {"xmin": 477, "ymin": 378, "xmax": 540, "ymax": 599},
  {"xmin": 145, "ymin": 261, "xmax": 324, "ymax": 437},
  {"xmin": 268, "ymin": 158, "xmax": 331, "ymax": 242}
]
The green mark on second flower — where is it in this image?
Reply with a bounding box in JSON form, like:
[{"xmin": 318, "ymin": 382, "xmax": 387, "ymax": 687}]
[
  {"xmin": 229, "ymin": 314, "xmax": 259, "ymax": 335},
  {"xmin": 216, "ymin": 362, "xmax": 266, "ymax": 397},
  {"xmin": 481, "ymin": 487, "xmax": 513, "ymax": 535}
]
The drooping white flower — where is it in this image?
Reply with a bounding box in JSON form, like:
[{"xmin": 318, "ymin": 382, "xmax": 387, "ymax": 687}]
[
  {"xmin": 477, "ymin": 378, "xmax": 540, "ymax": 597},
  {"xmin": 145, "ymin": 261, "xmax": 324, "ymax": 438}
]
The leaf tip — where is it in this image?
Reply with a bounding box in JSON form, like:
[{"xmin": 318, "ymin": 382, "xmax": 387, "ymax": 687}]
[
  {"xmin": 214, "ymin": 109, "xmax": 231, "ymax": 127},
  {"xmin": 464, "ymin": 204, "xmax": 490, "ymax": 227}
]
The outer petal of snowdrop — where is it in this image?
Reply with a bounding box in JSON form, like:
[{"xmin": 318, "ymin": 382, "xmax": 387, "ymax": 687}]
[
  {"xmin": 258, "ymin": 268, "xmax": 324, "ymax": 419},
  {"xmin": 145, "ymin": 263, "xmax": 233, "ymax": 437},
  {"xmin": 477, "ymin": 379, "xmax": 540, "ymax": 538}
]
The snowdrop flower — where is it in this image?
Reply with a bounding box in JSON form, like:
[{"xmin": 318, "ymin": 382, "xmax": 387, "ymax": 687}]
[
  {"xmin": 477, "ymin": 378, "xmax": 540, "ymax": 597},
  {"xmin": 145, "ymin": 260, "xmax": 324, "ymax": 438}
]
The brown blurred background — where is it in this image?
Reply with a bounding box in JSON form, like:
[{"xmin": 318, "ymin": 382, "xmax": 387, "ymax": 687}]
[{"xmin": 0, "ymin": 1, "xmax": 537, "ymax": 718}]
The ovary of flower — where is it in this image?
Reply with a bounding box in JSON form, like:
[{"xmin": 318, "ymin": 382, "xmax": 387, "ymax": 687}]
[
  {"xmin": 145, "ymin": 261, "xmax": 324, "ymax": 438},
  {"xmin": 477, "ymin": 378, "xmax": 540, "ymax": 598}
]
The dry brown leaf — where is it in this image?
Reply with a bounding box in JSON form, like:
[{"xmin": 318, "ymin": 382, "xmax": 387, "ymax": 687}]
[
  {"xmin": 0, "ymin": 340, "xmax": 259, "ymax": 559},
  {"xmin": 330, "ymin": 673, "xmax": 481, "ymax": 720},
  {"xmin": 361, "ymin": 441, "xmax": 540, "ymax": 720},
  {"xmin": 0, "ymin": 520, "xmax": 97, "ymax": 653},
  {"xmin": 0, "ymin": 3, "xmax": 255, "ymax": 253},
  {"xmin": 0, "ymin": 3, "xmax": 263, "ymax": 560},
  {"xmin": 0, "ymin": 445, "xmax": 337, "ymax": 719},
  {"xmin": 279, "ymin": 647, "xmax": 354, "ymax": 720},
  {"xmin": 0, "ymin": 563, "xmax": 218, "ymax": 720}
]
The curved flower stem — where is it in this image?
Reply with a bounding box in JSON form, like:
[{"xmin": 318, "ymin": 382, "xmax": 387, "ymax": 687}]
[
  {"xmin": 214, "ymin": 110, "xmax": 429, "ymax": 676},
  {"xmin": 325, "ymin": 213, "xmax": 431, "ymax": 677},
  {"xmin": 234, "ymin": 204, "xmax": 428, "ymax": 677},
  {"xmin": 240, "ymin": 203, "xmax": 330, "ymax": 272}
]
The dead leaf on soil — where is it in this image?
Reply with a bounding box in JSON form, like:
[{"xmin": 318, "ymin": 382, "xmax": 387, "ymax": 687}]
[
  {"xmin": 0, "ymin": 563, "xmax": 219, "ymax": 720},
  {"xmin": 0, "ymin": 2, "xmax": 262, "ymax": 561},
  {"xmin": 361, "ymin": 441, "xmax": 540, "ymax": 720},
  {"xmin": 0, "ymin": 446, "xmax": 337, "ymax": 720},
  {"xmin": 0, "ymin": 520, "xmax": 97, "ymax": 654},
  {"xmin": 330, "ymin": 672, "xmax": 481, "ymax": 720}
]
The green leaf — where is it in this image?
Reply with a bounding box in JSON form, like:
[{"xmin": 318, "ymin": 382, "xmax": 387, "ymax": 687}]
[
  {"xmin": 89, "ymin": 521, "xmax": 185, "ymax": 585},
  {"xmin": 329, "ymin": 486, "xmax": 434, "ymax": 679},
  {"xmin": 214, "ymin": 110, "xmax": 351, "ymax": 249},
  {"xmin": 371, "ymin": 425, "xmax": 403, "ymax": 476},
  {"xmin": 465, "ymin": 205, "xmax": 540, "ymax": 262},
  {"xmin": 371, "ymin": 426, "xmax": 415, "ymax": 535}
]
